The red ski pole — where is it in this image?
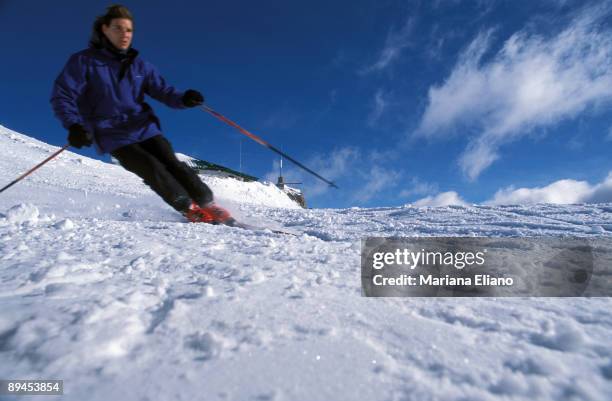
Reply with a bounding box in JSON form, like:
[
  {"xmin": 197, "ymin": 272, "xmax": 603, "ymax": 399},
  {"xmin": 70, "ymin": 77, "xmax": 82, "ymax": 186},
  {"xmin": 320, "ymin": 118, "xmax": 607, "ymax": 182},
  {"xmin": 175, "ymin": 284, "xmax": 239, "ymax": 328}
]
[
  {"xmin": 0, "ymin": 144, "xmax": 70, "ymax": 194},
  {"xmin": 201, "ymin": 104, "xmax": 339, "ymax": 189}
]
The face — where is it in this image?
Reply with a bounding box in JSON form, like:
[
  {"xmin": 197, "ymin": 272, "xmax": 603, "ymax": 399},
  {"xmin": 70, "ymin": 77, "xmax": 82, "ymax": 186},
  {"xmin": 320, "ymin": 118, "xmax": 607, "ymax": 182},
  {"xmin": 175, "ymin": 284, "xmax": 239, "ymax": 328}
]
[{"xmin": 102, "ymin": 18, "xmax": 133, "ymax": 50}]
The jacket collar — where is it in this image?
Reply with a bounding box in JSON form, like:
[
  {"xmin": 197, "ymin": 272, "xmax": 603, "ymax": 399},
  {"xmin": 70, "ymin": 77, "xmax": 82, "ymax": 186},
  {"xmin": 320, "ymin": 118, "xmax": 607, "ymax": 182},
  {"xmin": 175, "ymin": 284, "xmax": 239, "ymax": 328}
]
[{"xmin": 89, "ymin": 36, "xmax": 139, "ymax": 61}]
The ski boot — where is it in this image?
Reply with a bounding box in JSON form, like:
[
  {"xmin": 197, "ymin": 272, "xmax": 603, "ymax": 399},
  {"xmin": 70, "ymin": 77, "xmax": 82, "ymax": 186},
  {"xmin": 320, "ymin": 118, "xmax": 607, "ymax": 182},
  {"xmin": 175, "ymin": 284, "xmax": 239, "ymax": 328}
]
[{"xmin": 183, "ymin": 202, "xmax": 234, "ymax": 225}]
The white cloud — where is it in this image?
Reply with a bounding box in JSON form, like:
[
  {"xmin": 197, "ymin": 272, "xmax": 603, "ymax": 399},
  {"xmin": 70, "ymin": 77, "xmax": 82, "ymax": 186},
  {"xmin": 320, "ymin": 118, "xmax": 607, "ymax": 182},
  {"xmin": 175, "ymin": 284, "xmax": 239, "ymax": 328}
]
[
  {"xmin": 486, "ymin": 172, "xmax": 612, "ymax": 205},
  {"xmin": 588, "ymin": 172, "xmax": 612, "ymax": 203},
  {"xmin": 417, "ymin": 6, "xmax": 612, "ymax": 180},
  {"xmin": 413, "ymin": 191, "xmax": 468, "ymax": 207},
  {"xmin": 399, "ymin": 177, "xmax": 438, "ymax": 198},
  {"xmin": 262, "ymin": 107, "xmax": 300, "ymax": 130},
  {"xmin": 486, "ymin": 179, "xmax": 591, "ymax": 205},
  {"xmin": 353, "ymin": 166, "xmax": 401, "ymax": 203},
  {"xmin": 310, "ymin": 146, "xmax": 360, "ymax": 182},
  {"xmin": 367, "ymin": 90, "xmax": 388, "ymax": 127},
  {"xmin": 362, "ymin": 18, "xmax": 415, "ymax": 73}
]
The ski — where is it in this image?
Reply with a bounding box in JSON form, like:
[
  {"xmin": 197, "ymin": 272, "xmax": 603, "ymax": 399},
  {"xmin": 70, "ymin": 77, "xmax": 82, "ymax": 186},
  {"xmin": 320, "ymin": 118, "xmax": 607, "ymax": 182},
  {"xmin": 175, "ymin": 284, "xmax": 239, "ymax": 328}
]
[{"xmin": 223, "ymin": 218, "xmax": 298, "ymax": 236}]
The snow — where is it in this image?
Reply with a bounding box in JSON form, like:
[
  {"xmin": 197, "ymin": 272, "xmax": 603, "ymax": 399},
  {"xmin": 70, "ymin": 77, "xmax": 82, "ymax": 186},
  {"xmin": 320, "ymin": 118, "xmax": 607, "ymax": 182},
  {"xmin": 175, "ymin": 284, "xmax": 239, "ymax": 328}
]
[
  {"xmin": 4, "ymin": 204, "xmax": 40, "ymax": 225},
  {"xmin": 1, "ymin": 124, "xmax": 612, "ymax": 401}
]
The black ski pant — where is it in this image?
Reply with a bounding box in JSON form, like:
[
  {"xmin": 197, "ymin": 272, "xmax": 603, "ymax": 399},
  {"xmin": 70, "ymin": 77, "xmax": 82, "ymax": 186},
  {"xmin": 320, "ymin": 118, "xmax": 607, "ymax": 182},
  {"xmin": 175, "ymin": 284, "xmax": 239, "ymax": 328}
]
[{"xmin": 111, "ymin": 135, "xmax": 213, "ymax": 212}]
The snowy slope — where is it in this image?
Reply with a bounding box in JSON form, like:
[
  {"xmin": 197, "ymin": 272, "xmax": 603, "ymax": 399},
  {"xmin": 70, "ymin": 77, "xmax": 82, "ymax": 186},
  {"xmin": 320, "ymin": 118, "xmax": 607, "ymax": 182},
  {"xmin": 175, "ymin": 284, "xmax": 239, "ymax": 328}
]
[{"xmin": 1, "ymin": 125, "xmax": 612, "ymax": 401}]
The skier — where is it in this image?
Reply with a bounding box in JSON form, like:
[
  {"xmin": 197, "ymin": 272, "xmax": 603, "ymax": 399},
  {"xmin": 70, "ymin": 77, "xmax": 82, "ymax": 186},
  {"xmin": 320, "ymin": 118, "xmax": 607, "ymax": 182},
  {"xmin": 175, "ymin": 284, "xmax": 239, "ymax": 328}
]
[{"xmin": 50, "ymin": 4, "xmax": 232, "ymax": 224}]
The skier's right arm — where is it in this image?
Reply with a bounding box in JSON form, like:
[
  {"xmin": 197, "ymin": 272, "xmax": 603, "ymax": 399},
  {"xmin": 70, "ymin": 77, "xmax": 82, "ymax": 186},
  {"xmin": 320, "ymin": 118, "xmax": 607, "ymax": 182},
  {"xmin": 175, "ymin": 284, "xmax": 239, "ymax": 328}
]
[{"xmin": 50, "ymin": 54, "xmax": 88, "ymax": 130}]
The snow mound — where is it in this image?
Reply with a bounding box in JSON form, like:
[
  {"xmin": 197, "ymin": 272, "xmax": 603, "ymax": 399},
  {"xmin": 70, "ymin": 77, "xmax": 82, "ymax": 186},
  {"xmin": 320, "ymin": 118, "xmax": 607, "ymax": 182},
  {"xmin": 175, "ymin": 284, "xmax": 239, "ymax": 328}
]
[
  {"xmin": 54, "ymin": 218, "xmax": 75, "ymax": 231},
  {"xmin": 5, "ymin": 203, "xmax": 39, "ymax": 224},
  {"xmin": 205, "ymin": 174, "xmax": 301, "ymax": 209}
]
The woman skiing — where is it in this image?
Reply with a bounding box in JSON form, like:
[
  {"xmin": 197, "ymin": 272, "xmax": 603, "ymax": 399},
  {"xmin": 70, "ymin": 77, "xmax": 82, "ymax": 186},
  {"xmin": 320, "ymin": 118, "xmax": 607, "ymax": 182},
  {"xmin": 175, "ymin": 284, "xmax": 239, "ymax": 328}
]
[{"xmin": 50, "ymin": 4, "xmax": 232, "ymax": 224}]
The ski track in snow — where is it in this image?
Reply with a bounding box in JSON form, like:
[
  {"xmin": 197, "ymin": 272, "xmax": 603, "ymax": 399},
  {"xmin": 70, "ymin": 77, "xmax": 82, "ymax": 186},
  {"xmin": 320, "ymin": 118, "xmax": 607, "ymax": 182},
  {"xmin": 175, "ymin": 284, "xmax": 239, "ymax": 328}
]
[{"xmin": 1, "ymin": 125, "xmax": 612, "ymax": 401}]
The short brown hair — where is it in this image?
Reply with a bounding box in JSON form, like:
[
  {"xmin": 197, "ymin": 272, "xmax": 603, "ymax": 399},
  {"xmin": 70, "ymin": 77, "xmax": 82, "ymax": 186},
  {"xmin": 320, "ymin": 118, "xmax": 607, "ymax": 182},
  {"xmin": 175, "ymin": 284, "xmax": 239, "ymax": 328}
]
[{"xmin": 90, "ymin": 5, "xmax": 134, "ymax": 48}]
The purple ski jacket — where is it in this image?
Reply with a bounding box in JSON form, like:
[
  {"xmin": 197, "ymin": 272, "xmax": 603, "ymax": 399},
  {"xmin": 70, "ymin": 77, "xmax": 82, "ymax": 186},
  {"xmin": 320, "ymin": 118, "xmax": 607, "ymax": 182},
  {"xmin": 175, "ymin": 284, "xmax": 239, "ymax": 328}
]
[{"xmin": 50, "ymin": 45, "xmax": 186, "ymax": 154}]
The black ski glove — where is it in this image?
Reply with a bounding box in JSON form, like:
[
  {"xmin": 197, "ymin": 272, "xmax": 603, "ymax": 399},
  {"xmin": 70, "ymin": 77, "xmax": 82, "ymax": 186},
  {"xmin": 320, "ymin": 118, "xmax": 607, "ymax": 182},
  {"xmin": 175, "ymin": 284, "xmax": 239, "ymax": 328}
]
[
  {"xmin": 67, "ymin": 123, "xmax": 93, "ymax": 149},
  {"xmin": 182, "ymin": 89, "xmax": 204, "ymax": 107}
]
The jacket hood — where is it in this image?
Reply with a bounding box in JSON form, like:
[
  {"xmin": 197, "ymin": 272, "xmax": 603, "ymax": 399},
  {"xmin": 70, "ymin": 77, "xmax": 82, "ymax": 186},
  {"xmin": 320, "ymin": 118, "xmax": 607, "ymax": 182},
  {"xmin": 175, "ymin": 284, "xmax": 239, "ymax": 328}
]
[{"xmin": 89, "ymin": 21, "xmax": 108, "ymax": 49}]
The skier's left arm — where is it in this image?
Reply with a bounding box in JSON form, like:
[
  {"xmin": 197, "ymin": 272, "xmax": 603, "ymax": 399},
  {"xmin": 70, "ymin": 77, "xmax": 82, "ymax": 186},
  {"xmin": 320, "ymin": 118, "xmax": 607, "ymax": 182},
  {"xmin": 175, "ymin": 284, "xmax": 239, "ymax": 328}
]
[{"xmin": 144, "ymin": 62, "xmax": 203, "ymax": 109}]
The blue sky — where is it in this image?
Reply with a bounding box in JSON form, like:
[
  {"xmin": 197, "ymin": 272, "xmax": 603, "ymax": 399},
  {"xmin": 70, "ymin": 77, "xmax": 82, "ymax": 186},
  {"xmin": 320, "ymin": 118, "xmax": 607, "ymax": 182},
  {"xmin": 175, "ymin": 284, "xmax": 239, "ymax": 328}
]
[{"xmin": 1, "ymin": 0, "xmax": 611, "ymax": 208}]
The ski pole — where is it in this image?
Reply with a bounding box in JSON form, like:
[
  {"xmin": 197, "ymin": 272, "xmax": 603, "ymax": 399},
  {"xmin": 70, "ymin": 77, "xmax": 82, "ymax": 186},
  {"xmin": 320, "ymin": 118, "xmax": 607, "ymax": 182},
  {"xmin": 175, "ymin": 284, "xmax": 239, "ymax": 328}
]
[
  {"xmin": 200, "ymin": 104, "xmax": 339, "ymax": 189},
  {"xmin": 0, "ymin": 144, "xmax": 70, "ymax": 195}
]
